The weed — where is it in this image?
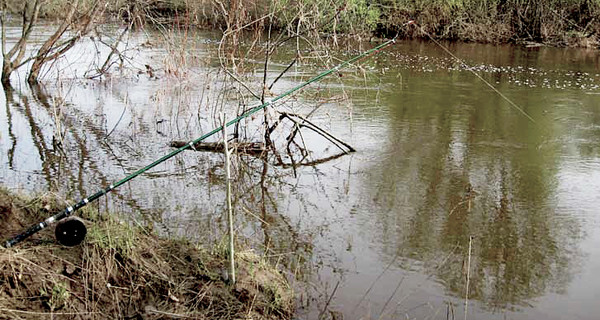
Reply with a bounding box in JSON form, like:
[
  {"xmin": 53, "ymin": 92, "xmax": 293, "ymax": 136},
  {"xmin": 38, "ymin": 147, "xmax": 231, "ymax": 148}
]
[{"xmin": 86, "ymin": 218, "xmax": 136, "ymax": 256}]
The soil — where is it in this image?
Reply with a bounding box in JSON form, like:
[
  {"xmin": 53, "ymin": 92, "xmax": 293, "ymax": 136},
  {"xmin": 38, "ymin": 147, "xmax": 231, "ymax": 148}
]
[{"xmin": 0, "ymin": 188, "xmax": 293, "ymax": 319}]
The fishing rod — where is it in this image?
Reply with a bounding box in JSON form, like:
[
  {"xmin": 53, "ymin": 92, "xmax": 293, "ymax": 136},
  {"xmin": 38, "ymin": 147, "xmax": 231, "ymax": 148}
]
[{"xmin": 3, "ymin": 36, "xmax": 397, "ymax": 248}]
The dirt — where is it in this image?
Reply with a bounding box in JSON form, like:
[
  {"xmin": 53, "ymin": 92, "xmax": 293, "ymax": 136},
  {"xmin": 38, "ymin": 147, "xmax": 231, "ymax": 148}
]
[{"xmin": 0, "ymin": 188, "xmax": 294, "ymax": 319}]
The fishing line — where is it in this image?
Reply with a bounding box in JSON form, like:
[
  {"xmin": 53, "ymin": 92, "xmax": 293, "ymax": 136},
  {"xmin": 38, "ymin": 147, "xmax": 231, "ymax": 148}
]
[
  {"xmin": 409, "ymin": 21, "xmax": 537, "ymax": 124},
  {"xmin": 3, "ymin": 36, "xmax": 398, "ymax": 248}
]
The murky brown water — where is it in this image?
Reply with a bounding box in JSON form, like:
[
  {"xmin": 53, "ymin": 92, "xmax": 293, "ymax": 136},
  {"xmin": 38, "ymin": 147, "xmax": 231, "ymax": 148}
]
[{"xmin": 1, "ymin": 24, "xmax": 600, "ymax": 319}]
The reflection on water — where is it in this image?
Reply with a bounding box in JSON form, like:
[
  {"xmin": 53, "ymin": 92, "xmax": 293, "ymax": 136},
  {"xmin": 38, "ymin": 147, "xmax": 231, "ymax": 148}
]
[
  {"xmin": 1, "ymin": 25, "xmax": 600, "ymax": 320},
  {"xmin": 367, "ymin": 76, "xmax": 580, "ymax": 312}
]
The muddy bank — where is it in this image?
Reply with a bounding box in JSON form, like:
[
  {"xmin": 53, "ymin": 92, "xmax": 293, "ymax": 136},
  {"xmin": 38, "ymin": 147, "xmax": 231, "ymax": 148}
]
[{"xmin": 0, "ymin": 188, "xmax": 293, "ymax": 319}]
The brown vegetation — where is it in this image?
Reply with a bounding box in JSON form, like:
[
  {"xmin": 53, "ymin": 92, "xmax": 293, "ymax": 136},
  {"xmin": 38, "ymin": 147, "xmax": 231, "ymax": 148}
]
[
  {"xmin": 0, "ymin": 188, "xmax": 294, "ymax": 319},
  {"xmin": 376, "ymin": 0, "xmax": 600, "ymax": 47}
]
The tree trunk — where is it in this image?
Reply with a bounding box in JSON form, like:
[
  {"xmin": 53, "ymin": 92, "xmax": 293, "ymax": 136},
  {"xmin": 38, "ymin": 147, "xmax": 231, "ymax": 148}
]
[
  {"xmin": 2, "ymin": 63, "xmax": 13, "ymax": 87},
  {"xmin": 27, "ymin": 0, "xmax": 79, "ymax": 84},
  {"xmin": 1, "ymin": 0, "xmax": 40, "ymax": 86},
  {"xmin": 27, "ymin": 0, "xmax": 100, "ymax": 84}
]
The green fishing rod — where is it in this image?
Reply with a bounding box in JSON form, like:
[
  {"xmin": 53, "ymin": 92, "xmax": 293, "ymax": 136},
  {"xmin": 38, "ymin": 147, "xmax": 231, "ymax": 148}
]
[{"xmin": 3, "ymin": 36, "xmax": 396, "ymax": 248}]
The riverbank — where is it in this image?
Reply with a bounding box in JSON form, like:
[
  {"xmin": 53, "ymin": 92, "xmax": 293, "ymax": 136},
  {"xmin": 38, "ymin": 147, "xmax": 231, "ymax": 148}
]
[
  {"xmin": 0, "ymin": 188, "xmax": 293, "ymax": 319},
  {"xmin": 375, "ymin": 0, "xmax": 599, "ymax": 48},
  {"xmin": 4, "ymin": 0, "xmax": 597, "ymax": 48}
]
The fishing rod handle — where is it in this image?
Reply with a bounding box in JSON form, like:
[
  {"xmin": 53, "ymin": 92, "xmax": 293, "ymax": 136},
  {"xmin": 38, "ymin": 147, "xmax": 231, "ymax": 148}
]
[
  {"xmin": 4, "ymin": 210, "xmax": 65, "ymax": 248},
  {"xmin": 4, "ymin": 221, "xmax": 46, "ymax": 248},
  {"xmin": 3, "ymin": 186, "xmax": 114, "ymax": 248}
]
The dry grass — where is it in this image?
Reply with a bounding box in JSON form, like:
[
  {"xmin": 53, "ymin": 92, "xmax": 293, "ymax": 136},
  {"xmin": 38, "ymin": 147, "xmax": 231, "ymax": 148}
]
[{"xmin": 0, "ymin": 188, "xmax": 294, "ymax": 319}]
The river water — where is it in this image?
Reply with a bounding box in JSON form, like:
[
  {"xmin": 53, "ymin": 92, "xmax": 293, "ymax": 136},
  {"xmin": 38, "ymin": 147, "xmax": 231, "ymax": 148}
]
[{"xmin": 1, "ymin": 25, "xmax": 600, "ymax": 320}]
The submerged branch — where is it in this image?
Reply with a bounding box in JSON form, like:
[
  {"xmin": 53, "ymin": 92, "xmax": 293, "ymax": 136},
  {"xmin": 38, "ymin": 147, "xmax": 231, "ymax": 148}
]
[
  {"xmin": 280, "ymin": 112, "xmax": 356, "ymax": 153},
  {"xmin": 276, "ymin": 151, "xmax": 348, "ymax": 169},
  {"xmin": 170, "ymin": 141, "xmax": 267, "ymax": 157}
]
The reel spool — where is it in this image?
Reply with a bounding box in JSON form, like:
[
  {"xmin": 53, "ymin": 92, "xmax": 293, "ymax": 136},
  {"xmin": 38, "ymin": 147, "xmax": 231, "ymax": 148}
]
[{"xmin": 55, "ymin": 217, "xmax": 87, "ymax": 246}]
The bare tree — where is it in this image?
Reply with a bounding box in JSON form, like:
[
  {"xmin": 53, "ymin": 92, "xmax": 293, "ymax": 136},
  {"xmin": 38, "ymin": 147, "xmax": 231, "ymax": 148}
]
[
  {"xmin": 0, "ymin": 0, "xmax": 41, "ymax": 86},
  {"xmin": 0, "ymin": 0, "xmax": 102, "ymax": 86},
  {"xmin": 27, "ymin": 0, "xmax": 101, "ymax": 84}
]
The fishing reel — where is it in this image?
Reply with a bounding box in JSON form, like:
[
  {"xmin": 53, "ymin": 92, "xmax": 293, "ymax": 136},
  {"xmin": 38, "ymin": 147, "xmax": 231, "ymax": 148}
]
[{"xmin": 55, "ymin": 217, "xmax": 87, "ymax": 247}]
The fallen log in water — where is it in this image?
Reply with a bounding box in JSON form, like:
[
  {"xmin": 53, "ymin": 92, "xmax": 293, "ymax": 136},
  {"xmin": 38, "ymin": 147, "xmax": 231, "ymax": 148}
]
[{"xmin": 170, "ymin": 141, "xmax": 266, "ymax": 157}]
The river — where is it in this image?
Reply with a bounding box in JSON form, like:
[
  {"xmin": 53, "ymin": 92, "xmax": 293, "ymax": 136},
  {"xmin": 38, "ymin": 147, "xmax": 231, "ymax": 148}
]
[{"xmin": 1, "ymin": 25, "xmax": 600, "ymax": 319}]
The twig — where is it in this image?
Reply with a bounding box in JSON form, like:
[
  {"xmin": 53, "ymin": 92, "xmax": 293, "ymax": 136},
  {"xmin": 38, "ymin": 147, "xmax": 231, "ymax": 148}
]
[
  {"xmin": 145, "ymin": 307, "xmax": 198, "ymax": 319},
  {"xmin": 269, "ymin": 5, "xmax": 347, "ymax": 54},
  {"xmin": 222, "ymin": 69, "xmax": 261, "ymax": 101},
  {"xmin": 318, "ymin": 280, "xmax": 340, "ymax": 320},
  {"xmin": 281, "ymin": 112, "xmax": 356, "ymax": 152},
  {"xmin": 242, "ymin": 206, "xmax": 270, "ymax": 226},
  {"xmin": 351, "ymin": 249, "xmax": 403, "ymax": 315},
  {"xmin": 0, "ymin": 308, "xmax": 99, "ymax": 316},
  {"xmin": 378, "ymin": 276, "xmax": 405, "ymax": 320},
  {"xmin": 392, "ymin": 243, "xmax": 461, "ymax": 312},
  {"xmin": 88, "ymin": 22, "xmax": 133, "ymax": 78},
  {"xmin": 223, "ymin": 114, "xmax": 236, "ymax": 285},
  {"xmin": 447, "ymin": 302, "xmax": 455, "ymax": 320},
  {"xmin": 268, "ymin": 55, "xmax": 299, "ymax": 90},
  {"xmin": 275, "ymin": 151, "xmax": 347, "ymax": 168},
  {"xmin": 105, "ymin": 95, "xmax": 127, "ymax": 139},
  {"xmin": 223, "ymin": 13, "xmax": 274, "ymax": 37}
]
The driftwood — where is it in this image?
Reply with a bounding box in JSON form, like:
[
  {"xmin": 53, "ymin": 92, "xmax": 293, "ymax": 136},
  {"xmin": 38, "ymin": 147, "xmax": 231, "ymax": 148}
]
[{"xmin": 170, "ymin": 141, "xmax": 266, "ymax": 157}]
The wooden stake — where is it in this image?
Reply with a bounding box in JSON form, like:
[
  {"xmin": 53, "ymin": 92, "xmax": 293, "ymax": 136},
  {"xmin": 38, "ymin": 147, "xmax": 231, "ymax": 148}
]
[
  {"xmin": 223, "ymin": 114, "xmax": 235, "ymax": 285},
  {"xmin": 464, "ymin": 236, "xmax": 473, "ymax": 320}
]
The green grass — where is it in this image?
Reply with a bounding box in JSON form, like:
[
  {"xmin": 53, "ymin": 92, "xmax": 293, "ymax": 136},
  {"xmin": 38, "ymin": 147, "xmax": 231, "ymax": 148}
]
[{"xmin": 85, "ymin": 216, "xmax": 136, "ymax": 256}]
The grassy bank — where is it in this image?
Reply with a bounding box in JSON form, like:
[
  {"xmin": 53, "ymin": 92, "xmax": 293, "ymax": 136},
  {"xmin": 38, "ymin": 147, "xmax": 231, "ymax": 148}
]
[{"xmin": 0, "ymin": 188, "xmax": 293, "ymax": 319}]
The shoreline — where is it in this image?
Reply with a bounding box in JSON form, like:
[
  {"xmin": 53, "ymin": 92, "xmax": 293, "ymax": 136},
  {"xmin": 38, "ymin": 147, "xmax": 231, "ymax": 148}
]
[{"xmin": 3, "ymin": 0, "xmax": 598, "ymax": 49}]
